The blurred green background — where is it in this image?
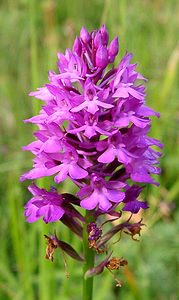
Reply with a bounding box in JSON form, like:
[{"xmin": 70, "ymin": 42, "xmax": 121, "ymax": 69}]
[{"xmin": 0, "ymin": 0, "xmax": 179, "ymax": 299}]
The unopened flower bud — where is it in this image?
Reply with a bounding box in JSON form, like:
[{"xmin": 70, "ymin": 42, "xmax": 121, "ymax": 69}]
[
  {"xmin": 95, "ymin": 45, "xmax": 108, "ymax": 68},
  {"xmin": 108, "ymin": 37, "xmax": 119, "ymax": 57},
  {"xmin": 80, "ymin": 26, "xmax": 90, "ymax": 43},
  {"xmin": 100, "ymin": 24, "xmax": 109, "ymax": 45},
  {"xmin": 94, "ymin": 32, "xmax": 102, "ymax": 49},
  {"xmin": 73, "ymin": 36, "xmax": 82, "ymax": 56}
]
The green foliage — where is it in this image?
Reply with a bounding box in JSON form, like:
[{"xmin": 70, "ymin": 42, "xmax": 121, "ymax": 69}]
[{"xmin": 0, "ymin": 0, "xmax": 178, "ymax": 299}]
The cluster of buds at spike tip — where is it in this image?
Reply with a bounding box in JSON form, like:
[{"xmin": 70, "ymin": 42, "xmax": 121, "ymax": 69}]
[{"xmin": 21, "ymin": 24, "xmax": 162, "ymax": 284}]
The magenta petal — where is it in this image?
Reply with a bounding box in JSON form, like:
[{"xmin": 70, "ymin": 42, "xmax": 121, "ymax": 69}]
[
  {"xmin": 46, "ymin": 165, "xmax": 62, "ymax": 176},
  {"xmin": 130, "ymin": 116, "xmax": 150, "ymax": 128},
  {"xmin": 54, "ymin": 165, "xmax": 69, "ymax": 183},
  {"xmin": 78, "ymin": 158, "xmax": 92, "ymax": 169},
  {"xmin": 87, "ymin": 102, "xmax": 99, "ymax": 114},
  {"xmin": 24, "ymin": 203, "xmax": 39, "ymax": 223},
  {"xmin": 36, "ymin": 205, "xmax": 48, "ymax": 218},
  {"xmin": 69, "ymin": 164, "xmax": 88, "ymax": 179},
  {"xmin": 138, "ymin": 105, "xmax": 160, "ymax": 117},
  {"xmin": 123, "ymin": 200, "xmax": 148, "ymax": 214},
  {"xmin": 42, "ymin": 138, "xmax": 61, "ymax": 153},
  {"xmin": 49, "ymin": 206, "xmax": 65, "ymax": 221},
  {"xmin": 98, "ymin": 194, "xmax": 112, "ymax": 211},
  {"xmin": 128, "ymin": 87, "xmax": 144, "ymax": 100},
  {"xmin": 68, "ymin": 125, "xmax": 86, "ymax": 135},
  {"xmin": 22, "ymin": 140, "xmax": 42, "ymax": 154},
  {"xmin": 115, "ymin": 116, "xmax": 130, "ymax": 127},
  {"xmin": 95, "ymin": 100, "xmax": 113, "ymax": 109},
  {"xmin": 20, "ymin": 168, "xmax": 48, "ymax": 181},
  {"xmin": 96, "ymin": 140, "xmax": 108, "ymax": 151},
  {"xmin": 24, "ymin": 114, "xmax": 47, "ymax": 124},
  {"xmin": 113, "ymin": 87, "xmax": 129, "ymax": 98},
  {"xmin": 106, "ymin": 181, "xmax": 126, "ymax": 189},
  {"xmin": 147, "ymin": 137, "xmax": 163, "ymax": 148},
  {"xmin": 41, "ymin": 206, "xmax": 65, "ymax": 223},
  {"xmin": 131, "ymin": 172, "xmax": 159, "ymax": 186},
  {"xmin": 71, "ymin": 102, "xmax": 87, "ymax": 112},
  {"xmin": 28, "ymin": 184, "xmax": 42, "ymax": 196},
  {"xmin": 29, "ymin": 87, "xmax": 53, "ymax": 101},
  {"xmin": 77, "ymin": 185, "xmax": 92, "ymax": 198},
  {"xmin": 116, "ymin": 148, "xmax": 131, "ymax": 164},
  {"xmin": 80, "ymin": 191, "xmax": 98, "ymax": 210},
  {"xmin": 105, "ymin": 189, "xmax": 125, "ymax": 203},
  {"xmin": 94, "ymin": 125, "xmax": 112, "ymax": 136},
  {"xmin": 84, "ymin": 126, "xmax": 97, "ymax": 138},
  {"xmin": 32, "ymin": 200, "xmax": 47, "ymax": 208},
  {"xmin": 98, "ymin": 147, "xmax": 115, "ymax": 163}
]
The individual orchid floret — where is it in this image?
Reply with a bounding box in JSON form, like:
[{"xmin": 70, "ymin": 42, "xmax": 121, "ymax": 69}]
[
  {"xmin": 71, "ymin": 78, "xmax": 113, "ymax": 114},
  {"xmin": 78, "ymin": 175, "xmax": 125, "ymax": 211},
  {"xmin": 46, "ymin": 147, "xmax": 89, "ymax": 183},
  {"xmin": 24, "ymin": 183, "xmax": 65, "ymax": 223},
  {"xmin": 98, "ymin": 132, "xmax": 137, "ymax": 165},
  {"xmin": 122, "ymin": 185, "xmax": 148, "ymax": 214}
]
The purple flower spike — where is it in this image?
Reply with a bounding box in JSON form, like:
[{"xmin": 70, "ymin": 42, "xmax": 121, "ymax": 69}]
[
  {"xmin": 22, "ymin": 24, "xmax": 162, "ymax": 220},
  {"xmin": 21, "ymin": 25, "xmax": 163, "ymax": 288}
]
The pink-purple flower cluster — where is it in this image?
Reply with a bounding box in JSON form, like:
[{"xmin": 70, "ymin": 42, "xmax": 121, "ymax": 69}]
[{"xmin": 21, "ymin": 25, "xmax": 162, "ymax": 223}]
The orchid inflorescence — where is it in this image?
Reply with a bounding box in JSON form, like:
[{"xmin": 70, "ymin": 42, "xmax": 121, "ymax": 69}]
[{"xmin": 21, "ymin": 24, "xmax": 162, "ymax": 284}]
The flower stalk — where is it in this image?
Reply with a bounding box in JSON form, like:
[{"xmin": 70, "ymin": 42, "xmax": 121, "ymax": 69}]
[{"xmin": 83, "ymin": 211, "xmax": 95, "ymax": 300}]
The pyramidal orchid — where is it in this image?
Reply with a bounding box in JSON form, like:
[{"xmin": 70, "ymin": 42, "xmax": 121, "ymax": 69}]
[{"xmin": 21, "ymin": 25, "xmax": 162, "ymax": 299}]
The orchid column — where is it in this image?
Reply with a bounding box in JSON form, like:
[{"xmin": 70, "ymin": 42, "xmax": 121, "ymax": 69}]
[{"xmin": 21, "ymin": 25, "xmax": 162, "ymax": 300}]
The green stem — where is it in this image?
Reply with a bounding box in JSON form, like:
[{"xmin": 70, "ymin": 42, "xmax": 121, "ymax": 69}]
[{"xmin": 83, "ymin": 211, "xmax": 95, "ymax": 300}]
